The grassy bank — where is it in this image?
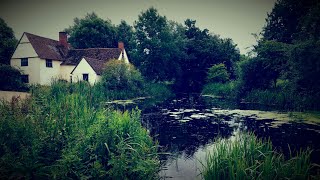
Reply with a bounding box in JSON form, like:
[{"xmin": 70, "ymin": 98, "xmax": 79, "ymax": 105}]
[
  {"xmin": 0, "ymin": 81, "xmax": 160, "ymax": 179},
  {"xmin": 201, "ymin": 133, "xmax": 318, "ymax": 180},
  {"xmin": 202, "ymin": 82, "xmax": 237, "ymax": 99}
]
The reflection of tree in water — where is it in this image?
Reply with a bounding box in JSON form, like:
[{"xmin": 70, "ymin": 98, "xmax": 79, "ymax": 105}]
[
  {"xmin": 244, "ymin": 118, "xmax": 320, "ymax": 164},
  {"xmin": 141, "ymin": 95, "xmax": 235, "ymax": 158},
  {"xmin": 142, "ymin": 94, "xmax": 320, "ymax": 173}
]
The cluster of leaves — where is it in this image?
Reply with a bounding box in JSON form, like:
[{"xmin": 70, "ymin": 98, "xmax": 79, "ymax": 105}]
[
  {"xmin": 0, "ymin": 18, "xmax": 17, "ymax": 65},
  {"xmin": 206, "ymin": 63, "xmax": 230, "ymax": 84},
  {"xmin": 0, "ymin": 81, "xmax": 160, "ymax": 179},
  {"xmin": 65, "ymin": 13, "xmax": 135, "ymax": 54},
  {"xmin": 133, "ymin": 10, "xmax": 240, "ymax": 92},
  {"xmin": 100, "ymin": 59, "xmax": 145, "ymax": 100},
  {"xmin": 232, "ymin": 0, "xmax": 320, "ymax": 110},
  {"xmin": 0, "ymin": 64, "xmax": 28, "ymax": 91}
]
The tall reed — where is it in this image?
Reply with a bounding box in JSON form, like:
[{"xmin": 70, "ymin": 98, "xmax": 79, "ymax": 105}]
[
  {"xmin": 0, "ymin": 80, "xmax": 160, "ymax": 179},
  {"xmin": 200, "ymin": 132, "xmax": 314, "ymax": 180}
]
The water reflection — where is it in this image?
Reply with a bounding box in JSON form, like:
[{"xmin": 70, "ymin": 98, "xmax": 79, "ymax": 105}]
[{"xmin": 141, "ymin": 95, "xmax": 320, "ymax": 179}]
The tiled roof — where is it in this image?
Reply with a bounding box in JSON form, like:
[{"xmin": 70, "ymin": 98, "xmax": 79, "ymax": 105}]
[
  {"xmin": 62, "ymin": 48, "xmax": 121, "ymax": 65},
  {"xmin": 24, "ymin": 32, "xmax": 123, "ymax": 74},
  {"xmin": 25, "ymin": 32, "xmax": 68, "ymax": 60},
  {"xmin": 84, "ymin": 57, "xmax": 113, "ymax": 75}
]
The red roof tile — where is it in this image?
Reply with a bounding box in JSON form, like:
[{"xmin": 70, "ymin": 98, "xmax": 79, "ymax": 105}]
[
  {"xmin": 84, "ymin": 57, "xmax": 114, "ymax": 75},
  {"xmin": 62, "ymin": 48, "xmax": 121, "ymax": 65},
  {"xmin": 25, "ymin": 32, "xmax": 68, "ymax": 60}
]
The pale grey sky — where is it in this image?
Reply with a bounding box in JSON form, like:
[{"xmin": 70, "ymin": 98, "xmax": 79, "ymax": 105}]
[{"xmin": 0, "ymin": 0, "xmax": 276, "ymax": 54}]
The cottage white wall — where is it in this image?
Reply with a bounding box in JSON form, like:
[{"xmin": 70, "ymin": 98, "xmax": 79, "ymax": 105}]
[
  {"xmin": 118, "ymin": 49, "xmax": 129, "ymax": 64},
  {"xmin": 72, "ymin": 58, "xmax": 99, "ymax": 85},
  {"xmin": 11, "ymin": 35, "xmax": 38, "ymax": 59},
  {"xmin": 60, "ymin": 65, "xmax": 75, "ymax": 82},
  {"xmin": 11, "ymin": 57, "xmax": 41, "ymax": 84},
  {"xmin": 39, "ymin": 59, "xmax": 63, "ymax": 85},
  {"xmin": 10, "ymin": 34, "xmax": 41, "ymax": 84}
]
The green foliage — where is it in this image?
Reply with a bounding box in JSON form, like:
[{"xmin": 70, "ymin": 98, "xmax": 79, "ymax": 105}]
[
  {"xmin": 202, "ymin": 81, "xmax": 237, "ymax": 99},
  {"xmin": 0, "ymin": 81, "xmax": 160, "ymax": 179},
  {"xmin": 134, "ymin": 7, "xmax": 186, "ymax": 82},
  {"xmin": 237, "ymin": 57, "xmax": 272, "ymax": 92},
  {"xmin": 289, "ymin": 40, "xmax": 320, "ymax": 97},
  {"xmin": 0, "ymin": 64, "xmax": 28, "ymax": 91},
  {"xmin": 66, "ymin": 12, "xmax": 117, "ymax": 48},
  {"xmin": 65, "ymin": 8, "xmax": 240, "ymax": 93},
  {"xmin": 233, "ymin": 0, "xmax": 320, "ymax": 110},
  {"xmin": 200, "ymin": 133, "xmax": 313, "ymax": 180},
  {"xmin": 101, "ymin": 60, "xmax": 145, "ymax": 100},
  {"xmin": 207, "ymin": 63, "xmax": 230, "ymax": 83},
  {"xmin": 263, "ymin": 0, "xmax": 320, "ymax": 43},
  {"xmin": 116, "ymin": 20, "xmax": 136, "ymax": 55},
  {"xmin": 177, "ymin": 19, "xmax": 239, "ymax": 92},
  {"xmin": 144, "ymin": 82, "xmax": 174, "ymax": 102},
  {"xmin": 0, "ymin": 18, "xmax": 17, "ymax": 65}
]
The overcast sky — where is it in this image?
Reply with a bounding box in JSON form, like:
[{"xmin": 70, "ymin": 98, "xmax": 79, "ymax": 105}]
[{"xmin": 0, "ymin": 0, "xmax": 276, "ymax": 54}]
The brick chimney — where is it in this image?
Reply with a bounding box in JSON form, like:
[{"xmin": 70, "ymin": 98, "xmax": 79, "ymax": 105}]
[
  {"xmin": 118, "ymin": 41, "xmax": 124, "ymax": 51},
  {"xmin": 59, "ymin": 32, "xmax": 68, "ymax": 48}
]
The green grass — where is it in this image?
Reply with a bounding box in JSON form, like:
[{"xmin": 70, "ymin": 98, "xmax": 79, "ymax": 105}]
[
  {"xmin": 289, "ymin": 111, "xmax": 320, "ymax": 124},
  {"xmin": 202, "ymin": 81, "xmax": 237, "ymax": 99},
  {"xmin": 0, "ymin": 80, "xmax": 160, "ymax": 179},
  {"xmin": 243, "ymin": 89, "xmax": 320, "ymax": 111},
  {"xmin": 200, "ymin": 132, "xmax": 317, "ymax": 180}
]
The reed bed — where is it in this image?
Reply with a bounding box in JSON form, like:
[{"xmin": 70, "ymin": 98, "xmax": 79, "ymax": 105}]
[
  {"xmin": 0, "ymin": 80, "xmax": 160, "ymax": 179},
  {"xmin": 200, "ymin": 132, "xmax": 316, "ymax": 180}
]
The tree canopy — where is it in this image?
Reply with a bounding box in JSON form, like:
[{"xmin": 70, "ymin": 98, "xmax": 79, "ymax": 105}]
[
  {"xmin": 66, "ymin": 12, "xmax": 117, "ymax": 49},
  {"xmin": 236, "ymin": 0, "xmax": 320, "ymax": 109},
  {"xmin": 0, "ymin": 18, "xmax": 17, "ymax": 65},
  {"xmin": 64, "ymin": 8, "xmax": 240, "ymax": 93}
]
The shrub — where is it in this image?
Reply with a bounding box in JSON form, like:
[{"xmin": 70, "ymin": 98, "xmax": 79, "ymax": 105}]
[
  {"xmin": 101, "ymin": 60, "xmax": 145, "ymax": 100},
  {"xmin": 145, "ymin": 82, "xmax": 173, "ymax": 102},
  {"xmin": 207, "ymin": 63, "xmax": 230, "ymax": 83},
  {"xmin": 202, "ymin": 81, "xmax": 238, "ymax": 99},
  {"xmin": 0, "ymin": 64, "xmax": 28, "ymax": 91},
  {"xmin": 200, "ymin": 133, "xmax": 313, "ymax": 180}
]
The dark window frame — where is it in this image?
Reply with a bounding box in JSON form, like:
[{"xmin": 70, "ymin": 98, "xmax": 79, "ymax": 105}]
[
  {"xmin": 21, "ymin": 58, "xmax": 28, "ymax": 66},
  {"xmin": 83, "ymin": 74, "xmax": 89, "ymax": 82},
  {"xmin": 21, "ymin": 75, "xmax": 29, "ymax": 83},
  {"xmin": 46, "ymin": 59, "xmax": 53, "ymax": 68}
]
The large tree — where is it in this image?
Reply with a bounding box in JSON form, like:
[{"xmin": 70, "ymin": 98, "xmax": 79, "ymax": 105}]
[
  {"xmin": 0, "ymin": 18, "xmax": 17, "ymax": 65},
  {"xmin": 116, "ymin": 20, "xmax": 136, "ymax": 58},
  {"xmin": 66, "ymin": 12, "xmax": 117, "ymax": 49},
  {"xmin": 134, "ymin": 7, "xmax": 186, "ymax": 82},
  {"xmin": 177, "ymin": 19, "xmax": 239, "ymax": 92},
  {"xmin": 263, "ymin": 0, "xmax": 319, "ymax": 43},
  {"xmin": 238, "ymin": 0, "xmax": 320, "ymax": 109}
]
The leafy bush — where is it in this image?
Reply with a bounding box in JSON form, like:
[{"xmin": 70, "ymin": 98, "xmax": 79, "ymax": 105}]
[
  {"xmin": 145, "ymin": 82, "xmax": 173, "ymax": 102},
  {"xmin": 202, "ymin": 81, "xmax": 238, "ymax": 99},
  {"xmin": 0, "ymin": 64, "xmax": 28, "ymax": 91},
  {"xmin": 101, "ymin": 60, "xmax": 145, "ymax": 100},
  {"xmin": 201, "ymin": 133, "xmax": 314, "ymax": 180},
  {"xmin": 207, "ymin": 63, "xmax": 230, "ymax": 83}
]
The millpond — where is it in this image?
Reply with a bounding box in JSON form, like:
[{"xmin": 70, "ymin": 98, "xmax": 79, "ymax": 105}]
[{"xmin": 140, "ymin": 94, "xmax": 320, "ymax": 180}]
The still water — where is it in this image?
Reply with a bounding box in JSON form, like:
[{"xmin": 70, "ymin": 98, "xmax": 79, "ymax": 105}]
[{"xmin": 141, "ymin": 95, "xmax": 320, "ymax": 179}]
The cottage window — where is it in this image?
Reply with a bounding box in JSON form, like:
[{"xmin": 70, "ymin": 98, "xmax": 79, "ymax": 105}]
[
  {"xmin": 46, "ymin": 59, "xmax": 53, "ymax": 67},
  {"xmin": 21, "ymin": 58, "xmax": 28, "ymax": 66},
  {"xmin": 21, "ymin": 75, "xmax": 29, "ymax": 83},
  {"xmin": 83, "ymin": 74, "xmax": 89, "ymax": 81}
]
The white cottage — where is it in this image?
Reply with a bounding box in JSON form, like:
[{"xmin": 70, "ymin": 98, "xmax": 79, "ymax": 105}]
[{"xmin": 10, "ymin": 32, "xmax": 129, "ymax": 85}]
